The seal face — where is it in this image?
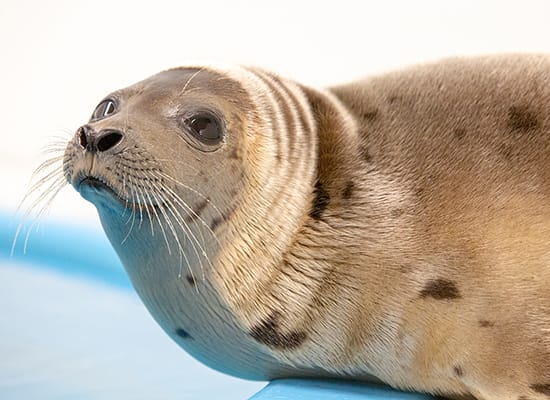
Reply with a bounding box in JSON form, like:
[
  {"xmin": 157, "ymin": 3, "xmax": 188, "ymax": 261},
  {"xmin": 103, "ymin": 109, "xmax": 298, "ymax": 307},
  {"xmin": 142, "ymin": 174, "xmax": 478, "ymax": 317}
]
[{"xmin": 60, "ymin": 57, "xmax": 550, "ymax": 399}]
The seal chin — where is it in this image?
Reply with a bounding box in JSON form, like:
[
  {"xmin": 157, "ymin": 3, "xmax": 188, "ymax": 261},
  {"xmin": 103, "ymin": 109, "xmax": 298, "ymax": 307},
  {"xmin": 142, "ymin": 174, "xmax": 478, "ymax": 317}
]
[{"xmin": 76, "ymin": 176, "xmax": 127, "ymax": 213}]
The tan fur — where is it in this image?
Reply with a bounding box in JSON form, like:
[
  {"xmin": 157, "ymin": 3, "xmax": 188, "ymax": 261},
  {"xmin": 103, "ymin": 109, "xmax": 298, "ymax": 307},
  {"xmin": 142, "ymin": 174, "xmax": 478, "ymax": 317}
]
[{"xmin": 62, "ymin": 55, "xmax": 550, "ymax": 400}]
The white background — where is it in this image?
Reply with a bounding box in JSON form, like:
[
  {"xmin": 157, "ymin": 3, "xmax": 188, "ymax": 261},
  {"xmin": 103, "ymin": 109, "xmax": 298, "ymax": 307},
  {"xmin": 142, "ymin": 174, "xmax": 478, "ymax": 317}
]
[{"xmin": 2, "ymin": 0, "xmax": 550, "ymax": 226}]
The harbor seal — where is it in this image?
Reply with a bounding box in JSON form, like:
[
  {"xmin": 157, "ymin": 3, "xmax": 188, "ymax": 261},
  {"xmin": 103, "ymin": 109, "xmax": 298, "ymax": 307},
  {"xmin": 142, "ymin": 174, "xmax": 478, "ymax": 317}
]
[{"xmin": 59, "ymin": 55, "xmax": 550, "ymax": 399}]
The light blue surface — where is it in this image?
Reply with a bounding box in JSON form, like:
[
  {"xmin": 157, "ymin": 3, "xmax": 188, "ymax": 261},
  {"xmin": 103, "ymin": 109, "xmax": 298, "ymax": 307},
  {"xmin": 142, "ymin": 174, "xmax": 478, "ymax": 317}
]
[
  {"xmin": 251, "ymin": 380, "xmax": 434, "ymax": 400},
  {"xmin": 1, "ymin": 212, "xmax": 130, "ymax": 289},
  {"xmin": 1, "ymin": 212, "xmax": 264, "ymax": 399},
  {"xmin": 1, "ymin": 211, "xmax": 436, "ymax": 399}
]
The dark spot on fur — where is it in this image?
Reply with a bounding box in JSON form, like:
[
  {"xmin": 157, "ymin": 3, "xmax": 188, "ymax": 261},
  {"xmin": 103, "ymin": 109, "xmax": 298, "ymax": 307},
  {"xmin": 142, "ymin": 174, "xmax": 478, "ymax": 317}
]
[
  {"xmin": 419, "ymin": 279, "xmax": 461, "ymax": 300},
  {"xmin": 362, "ymin": 147, "xmax": 373, "ymax": 163},
  {"xmin": 391, "ymin": 208, "xmax": 404, "ymax": 218},
  {"xmin": 186, "ymin": 274, "xmax": 196, "ymax": 286},
  {"xmin": 453, "ymin": 365, "xmax": 464, "ymax": 377},
  {"xmin": 478, "ymin": 319, "xmax": 494, "ymax": 328},
  {"xmin": 454, "ymin": 128, "xmax": 466, "ymax": 139},
  {"xmin": 184, "ymin": 199, "xmax": 209, "ymax": 223},
  {"xmin": 361, "ymin": 109, "xmax": 379, "ymax": 122},
  {"xmin": 508, "ymin": 106, "xmax": 540, "ymax": 133},
  {"xmin": 310, "ymin": 180, "xmax": 330, "ymax": 220},
  {"xmin": 518, "ymin": 396, "xmax": 533, "ymax": 400},
  {"xmin": 210, "ymin": 205, "xmax": 236, "ymax": 231},
  {"xmin": 249, "ymin": 312, "xmax": 307, "ymax": 350},
  {"xmin": 176, "ymin": 328, "xmax": 191, "ymax": 339},
  {"xmin": 531, "ymin": 384, "xmax": 550, "ymax": 396},
  {"xmin": 210, "ymin": 216, "xmax": 222, "ymax": 230},
  {"xmin": 388, "ymin": 95, "xmax": 402, "ymax": 104},
  {"xmin": 342, "ymin": 181, "xmax": 355, "ymax": 199}
]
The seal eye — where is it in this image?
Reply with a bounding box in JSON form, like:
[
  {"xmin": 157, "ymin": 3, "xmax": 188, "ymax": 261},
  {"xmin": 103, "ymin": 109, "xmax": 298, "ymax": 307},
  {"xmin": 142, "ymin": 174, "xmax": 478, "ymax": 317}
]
[
  {"xmin": 183, "ymin": 112, "xmax": 223, "ymax": 145},
  {"xmin": 91, "ymin": 99, "xmax": 117, "ymax": 121}
]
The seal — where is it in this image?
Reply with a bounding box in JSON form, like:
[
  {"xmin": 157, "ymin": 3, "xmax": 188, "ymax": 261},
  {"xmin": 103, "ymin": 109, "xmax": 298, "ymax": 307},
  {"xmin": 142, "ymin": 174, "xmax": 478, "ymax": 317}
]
[{"xmin": 58, "ymin": 56, "xmax": 550, "ymax": 400}]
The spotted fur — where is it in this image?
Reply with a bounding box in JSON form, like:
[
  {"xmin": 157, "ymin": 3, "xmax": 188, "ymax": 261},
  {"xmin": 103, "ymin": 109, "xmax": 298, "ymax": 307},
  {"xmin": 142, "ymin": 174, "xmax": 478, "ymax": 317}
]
[
  {"xmin": 419, "ymin": 279, "xmax": 461, "ymax": 300},
  {"xmin": 61, "ymin": 55, "xmax": 550, "ymax": 400}
]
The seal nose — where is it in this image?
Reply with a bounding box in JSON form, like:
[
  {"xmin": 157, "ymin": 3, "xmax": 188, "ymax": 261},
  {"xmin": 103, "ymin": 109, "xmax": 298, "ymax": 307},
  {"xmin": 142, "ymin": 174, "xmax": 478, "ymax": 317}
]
[{"xmin": 77, "ymin": 125, "xmax": 124, "ymax": 153}]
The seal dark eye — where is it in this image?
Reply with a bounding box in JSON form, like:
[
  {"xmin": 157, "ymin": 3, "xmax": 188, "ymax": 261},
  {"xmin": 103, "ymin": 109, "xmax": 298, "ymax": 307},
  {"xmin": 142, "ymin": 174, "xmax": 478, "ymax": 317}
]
[
  {"xmin": 183, "ymin": 112, "xmax": 223, "ymax": 145},
  {"xmin": 91, "ymin": 98, "xmax": 117, "ymax": 121}
]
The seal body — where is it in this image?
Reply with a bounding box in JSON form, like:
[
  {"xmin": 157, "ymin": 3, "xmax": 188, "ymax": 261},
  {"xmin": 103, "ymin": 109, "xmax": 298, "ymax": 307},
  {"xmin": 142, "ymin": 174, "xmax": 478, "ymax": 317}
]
[{"xmin": 63, "ymin": 55, "xmax": 550, "ymax": 400}]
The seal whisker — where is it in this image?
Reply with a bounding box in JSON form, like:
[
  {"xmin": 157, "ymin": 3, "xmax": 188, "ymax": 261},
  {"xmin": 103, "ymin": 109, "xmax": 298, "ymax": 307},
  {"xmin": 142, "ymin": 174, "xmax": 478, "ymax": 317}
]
[
  {"xmin": 15, "ymin": 141, "xmax": 66, "ymax": 217},
  {"xmin": 141, "ymin": 174, "xmax": 181, "ymax": 256},
  {"xmin": 158, "ymin": 186, "xmax": 212, "ymax": 280},
  {"xmin": 153, "ymin": 185, "xmax": 201, "ymax": 290},
  {"xmin": 137, "ymin": 190, "xmax": 146, "ymax": 230},
  {"xmin": 26, "ymin": 162, "xmax": 66, "ymax": 196},
  {"xmin": 129, "ymin": 175, "xmax": 145, "ymax": 230},
  {"xmin": 153, "ymin": 191, "xmax": 191, "ymax": 278},
  {"xmin": 149, "ymin": 190, "xmax": 198, "ymax": 289},
  {"xmin": 147, "ymin": 171, "xmax": 221, "ymax": 247},
  {"xmin": 177, "ymin": 67, "xmax": 205, "ymax": 97},
  {"xmin": 147, "ymin": 172, "xmax": 215, "ymax": 257},
  {"xmin": 116, "ymin": 157, "xmax": 152, "ymax": 239},
  {"xmin": 41, "ymin": 146, "xmax": 68, "ymax": 156},
  {"xmin": 118, "ymin": 163, "xmax": 130, "ymax": 219},
  {"xmin": 150, "ymin": 158, "xmax": 201, "ymax": 174},
  {"xmin": 156, "ymin": 171, "xmax": 226, "ymax": 221},
  {"xmin": 158, "ymin": 185, "xmax": 211, "ymax": 245},
  {"xmin": 128, "ymin": 171, "xmax": 184, "ymax": 264},
  {"xmin": 142, "ymin": 184, "xmax": 159, "ymax": 237},
  {"xmin": 14, "ymin": 176, "xmax": 67, "ymax": 255},
  {"xmin": 141, "ymin": 169, "xmax": 206, "ymax": 248},
  {"xmin": 39, "ymin": 139, "xmax": 71, "ymax": 155},
  {"xmin": 17, "ymin": 165, "xmax": 66, "ymax": 218},
  {"xmin": 121, "ymin": 184, "xmax": 139, "ymax": 245},
  {"xmin": 147, "ymin": 187, "xmax": 175, "ymax": 259},
  {"xmin": 16, "ymin": 176, "xmax": 66, "ymax": 232},
  {"xmin": 141, "ymin": 171, "xmax": 211, "ymax": 278},
  {"xmin": 135, "ymin": 178, "xmax": 155, "ymax": 236},
  {"xmin": 26, "ymin": 175, "xmax": 67, "ymax": 219},
  {"xmin": 30, "ymin": 155, "xmax": 65, "ymax": 178}
]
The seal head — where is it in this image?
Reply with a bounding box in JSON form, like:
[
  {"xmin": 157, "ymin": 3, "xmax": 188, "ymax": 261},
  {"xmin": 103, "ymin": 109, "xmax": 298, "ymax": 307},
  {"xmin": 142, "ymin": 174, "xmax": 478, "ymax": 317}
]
[{"xmin": 63, "ymin": 66, "xmax": 324, "ymax": 379}]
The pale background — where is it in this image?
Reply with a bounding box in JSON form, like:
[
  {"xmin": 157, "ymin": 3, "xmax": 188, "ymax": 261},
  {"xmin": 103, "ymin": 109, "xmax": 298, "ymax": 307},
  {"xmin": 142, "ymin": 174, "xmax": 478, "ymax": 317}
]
[
  {"xmin": 3, "ymin": 0, "xmax": 550, "ymax": 226},
  {"xmin": 2, "ymin": 1, "xmax": 550, "ymax": 399}
]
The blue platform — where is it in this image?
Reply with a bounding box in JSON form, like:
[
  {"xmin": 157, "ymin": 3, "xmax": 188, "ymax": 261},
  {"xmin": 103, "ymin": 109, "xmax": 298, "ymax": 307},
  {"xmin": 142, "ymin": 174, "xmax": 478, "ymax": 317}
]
[
  {"xmin": 0, "ymin": 212, "xmax": 435, "ymax": 399},
  {"xmin": 251, "ymin": 379, "xmax": 433, "ymax": 399}
]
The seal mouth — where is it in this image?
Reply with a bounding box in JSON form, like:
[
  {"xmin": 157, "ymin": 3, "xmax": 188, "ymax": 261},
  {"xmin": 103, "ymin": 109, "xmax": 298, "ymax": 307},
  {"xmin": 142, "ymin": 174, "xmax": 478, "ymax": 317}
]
[
  {"xmin": 76, "ymin": 175, "xmax": 164, "ymax": 212},
  {"xmin": 77, "ymin": 175, "xmax": 128, "ymax": 205}
]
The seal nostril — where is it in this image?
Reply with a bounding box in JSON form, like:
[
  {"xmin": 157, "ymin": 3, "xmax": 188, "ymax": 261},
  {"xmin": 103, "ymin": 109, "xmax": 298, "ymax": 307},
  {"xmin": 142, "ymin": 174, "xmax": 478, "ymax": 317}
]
[
  {"xmin": 78, "ymin": 127, "xmax": 88, "ymax": 148},
  {"xmin": 97, "ymin": 131, "xmax": 123, "ymax": 152}
]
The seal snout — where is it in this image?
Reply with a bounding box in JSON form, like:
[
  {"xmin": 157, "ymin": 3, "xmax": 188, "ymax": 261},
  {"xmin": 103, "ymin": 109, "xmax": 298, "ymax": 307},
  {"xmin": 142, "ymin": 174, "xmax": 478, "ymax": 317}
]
[{"xmin": 77, "ymin": 124, "xmax": 124, "ymax": 153}]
